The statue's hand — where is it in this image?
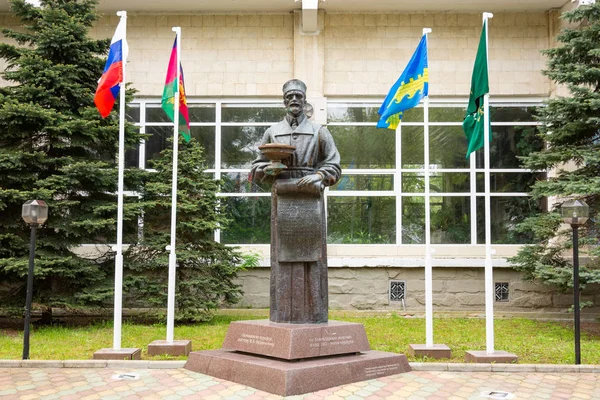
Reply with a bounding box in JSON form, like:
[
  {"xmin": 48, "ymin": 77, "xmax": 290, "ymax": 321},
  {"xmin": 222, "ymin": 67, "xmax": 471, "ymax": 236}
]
[{"xmin": 297, "ymin": 173, "xmax": 323, "ymax": 187}]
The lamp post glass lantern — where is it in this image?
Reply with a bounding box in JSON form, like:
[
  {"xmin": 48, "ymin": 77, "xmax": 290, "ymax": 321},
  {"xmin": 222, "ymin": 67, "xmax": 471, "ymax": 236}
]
[
  {"xmin": 21, "ymin": 200, "xmax": 48, "ymax": 360},
  {"xmin": 561, "ymin": 199, "xmax": 589, "ymax": 365},
  {"xmin": 561, "ymin": 199, "xmax": 589, "ymax": 226}
]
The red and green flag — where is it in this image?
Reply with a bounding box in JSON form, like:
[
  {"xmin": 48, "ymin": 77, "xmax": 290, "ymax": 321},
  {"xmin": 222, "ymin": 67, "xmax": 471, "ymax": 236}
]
[
  {"xmin": 462, "ymin": 21, "xmax": 490, "ymax": 158},
  {"xmin": 162, "ymin": 36, "xmax": 190, "ymax": 142}
]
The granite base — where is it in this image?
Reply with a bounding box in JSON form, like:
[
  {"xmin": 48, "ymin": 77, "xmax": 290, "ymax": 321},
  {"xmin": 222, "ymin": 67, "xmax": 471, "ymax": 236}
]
[
  {"xmin": 465, "ymin": 350, "xmax": 518, "ymax": 363},
  {"xmin": 147, "ymin": 340, "xmax": 192, "ymax": 356},
  {"xmin": 222, "ymin": 320, "xmax": 370, "ymax": 360},
  {"xmin": 92, "ymin": 348, "xmax": 142, "ymax": 360},
  {"xmin": 408, "ymin": 344, "xmax": 452, "ymax": 359},
  {"xmin": 185, "ymin": 349, "xmax": 411, "ymax": 396}
]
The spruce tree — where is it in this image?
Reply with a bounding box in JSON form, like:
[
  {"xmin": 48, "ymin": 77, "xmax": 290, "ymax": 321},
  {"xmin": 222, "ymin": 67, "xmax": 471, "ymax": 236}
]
[
  {"xmin": 510, "ymin": 3, "xmax": 600, "ymax": 293},
  {"xmin": 124, "ymin": 138, "xmax": 244, "ymax": 322},
  {"xmin": 0, "ymin": 0, "xmax": 141, "ymax": 316}
]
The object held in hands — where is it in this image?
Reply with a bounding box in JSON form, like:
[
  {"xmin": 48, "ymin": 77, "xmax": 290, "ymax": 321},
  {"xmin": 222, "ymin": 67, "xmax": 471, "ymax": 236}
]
[{"xmin": 258, "ymin": 143, "xmax": 296, "ymax": 176}]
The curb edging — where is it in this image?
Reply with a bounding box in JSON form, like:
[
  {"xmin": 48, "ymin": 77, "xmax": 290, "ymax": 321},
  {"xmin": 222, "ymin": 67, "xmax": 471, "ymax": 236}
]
[
  {"xmin": 0, "ymin": 360, "xmax": 186, "ymax": 369},
  {"xmin": 409, "ymin": 362, "xmax": 600, "ymax": 373},
  {"xmin": 1, "ymin": 360, "xmax": 598, "ymax": 373}
]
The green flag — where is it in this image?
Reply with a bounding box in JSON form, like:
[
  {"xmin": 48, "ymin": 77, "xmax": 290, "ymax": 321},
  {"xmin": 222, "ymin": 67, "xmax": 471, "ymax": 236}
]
[{"xmin": 462, "ymin": 21, "xmax": 490, "ymax": 158}]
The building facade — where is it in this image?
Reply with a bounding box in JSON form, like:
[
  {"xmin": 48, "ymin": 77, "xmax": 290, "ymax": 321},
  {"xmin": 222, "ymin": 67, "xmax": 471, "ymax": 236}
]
[{"xmin": 2, "ymin": 0, "xmax": 598, "ymax": 314}]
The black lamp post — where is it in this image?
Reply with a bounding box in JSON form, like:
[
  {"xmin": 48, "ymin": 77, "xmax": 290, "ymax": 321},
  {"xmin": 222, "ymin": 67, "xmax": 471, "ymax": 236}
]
[
  {"xmin": 21, "ymin": 200, "xmax": 48, "ymax": 360},
  {"xmin": 561, "ymin": 199, "xmax": 589, "ymax": 365}
]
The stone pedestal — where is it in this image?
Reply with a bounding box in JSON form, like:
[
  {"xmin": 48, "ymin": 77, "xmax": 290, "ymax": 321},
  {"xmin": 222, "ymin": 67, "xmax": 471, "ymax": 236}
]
[
  {"xmin": 93, "ymin": 348, "xmax": 141, "ymax": 360},
  {"xmin": 222, "ymin": 320, "xmax": 370, "ymax": 359},
  {"xmin": 408, "ymin": 344, "xmax": 452, "ymax": 359},
  {"xmin": 465, "ymin": 350, "xmax": 518, "ymax": 363},
  {"xmin": 185, "ymin": 320, "xmax": 411, "ymax": 396},
  {"xmin": 147, "ymin": 340, "xmax": 192, "ymax": 356}
]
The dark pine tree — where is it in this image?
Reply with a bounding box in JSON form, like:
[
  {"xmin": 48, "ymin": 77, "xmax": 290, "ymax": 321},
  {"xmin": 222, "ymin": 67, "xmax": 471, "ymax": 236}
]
[
  {"xmin": 510, "ymin": 3, "xmax": 600, "ymax": 295},
  {"xmin": 0, "ymin": 0, "xmax": 142, "ymax": 318},
  {"xmin": 124, "ymin": 137, "xmax": 244, "ymax": 322}
]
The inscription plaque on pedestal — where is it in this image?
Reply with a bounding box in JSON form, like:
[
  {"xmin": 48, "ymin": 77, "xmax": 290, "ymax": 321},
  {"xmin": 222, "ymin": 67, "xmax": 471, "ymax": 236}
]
[{"xmin": 221, "ymin": 320, "xmax": 371, "ymax": 360}]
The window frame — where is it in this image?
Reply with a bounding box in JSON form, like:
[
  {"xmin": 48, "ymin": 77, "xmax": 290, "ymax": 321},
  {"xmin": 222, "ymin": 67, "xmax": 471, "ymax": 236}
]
[{"xmin": 128, "ymin": 96, "xmax": 545, "ymax": 246}]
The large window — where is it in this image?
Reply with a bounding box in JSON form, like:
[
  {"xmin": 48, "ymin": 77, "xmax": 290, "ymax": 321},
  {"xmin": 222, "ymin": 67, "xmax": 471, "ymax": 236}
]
[{"xmin": 128, "ymin": 99, "xmax": 544, "ymax": 246}]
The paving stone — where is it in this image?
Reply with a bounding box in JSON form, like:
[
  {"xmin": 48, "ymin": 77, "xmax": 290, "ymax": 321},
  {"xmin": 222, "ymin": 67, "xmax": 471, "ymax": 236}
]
[{"xmin": 1, "ymin": 366, "xmax": 600, "ymax": 399}]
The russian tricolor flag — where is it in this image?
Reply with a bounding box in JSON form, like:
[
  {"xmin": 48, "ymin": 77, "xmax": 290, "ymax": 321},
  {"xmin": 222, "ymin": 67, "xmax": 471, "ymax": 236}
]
[{"xmin": 94, "ymin": 19, "xmax": 128, "ymax": 118}]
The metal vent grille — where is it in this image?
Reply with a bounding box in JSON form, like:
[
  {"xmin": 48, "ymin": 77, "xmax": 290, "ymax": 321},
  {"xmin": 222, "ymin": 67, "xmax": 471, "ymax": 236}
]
[
  {"xmin": 389, "ymin": 280, "xmax": 406, "ymax": 302},
  {"xmin": 495, "ymin": 282, "xmax": 509, "ymax": 302}
]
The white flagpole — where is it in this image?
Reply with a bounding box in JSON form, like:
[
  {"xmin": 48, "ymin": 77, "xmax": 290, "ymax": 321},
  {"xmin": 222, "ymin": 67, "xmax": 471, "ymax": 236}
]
[
  {"xmin": 482, "ymin": 12, "xmax": 494, "ymax": 354},
  {"xmin": 166, "ymin": 26, "xmax": 181, "ymax": 344},
  {"xmin": 113, "ymin": 10, "xmax": 127, "ymax": 351},
  {"xmin": 422, "ymin": 27, "xmax": 434, "ymax": 348}
]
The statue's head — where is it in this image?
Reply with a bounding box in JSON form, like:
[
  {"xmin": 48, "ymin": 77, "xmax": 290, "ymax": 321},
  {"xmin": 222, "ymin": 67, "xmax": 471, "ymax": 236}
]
[{"xmin": 282, "ymin": 79, "xmax": 306, "ymax": 117}]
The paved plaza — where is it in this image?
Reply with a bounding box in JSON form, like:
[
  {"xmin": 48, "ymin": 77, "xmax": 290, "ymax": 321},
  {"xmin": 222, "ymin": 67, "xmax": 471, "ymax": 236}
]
[{"xmin": 0, "ymin": 362, "xmax": 599, "ymax": 400}]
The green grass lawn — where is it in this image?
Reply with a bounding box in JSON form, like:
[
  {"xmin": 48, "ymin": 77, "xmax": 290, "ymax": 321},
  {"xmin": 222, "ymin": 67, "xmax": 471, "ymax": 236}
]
[{"xmin": 1, "ymin": 310, "xmax": 598, "ymax": 364}]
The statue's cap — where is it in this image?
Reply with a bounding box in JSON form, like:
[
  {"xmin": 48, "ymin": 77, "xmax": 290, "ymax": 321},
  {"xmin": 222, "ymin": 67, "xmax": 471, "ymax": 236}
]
[{"xmin": 282, "ymin": 79, "xmax": 306, "ymax": 95}]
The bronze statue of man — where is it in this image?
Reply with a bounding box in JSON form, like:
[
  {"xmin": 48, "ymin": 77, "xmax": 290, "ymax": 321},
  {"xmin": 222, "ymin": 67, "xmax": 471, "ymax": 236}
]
[{"xmin": 250, "ymin": 79, "xmax": 341, "ymax": 323}]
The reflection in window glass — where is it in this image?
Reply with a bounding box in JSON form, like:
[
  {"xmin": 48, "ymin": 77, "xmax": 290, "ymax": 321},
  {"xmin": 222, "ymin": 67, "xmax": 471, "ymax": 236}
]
[
  {"xmin": 146, "ymin": 106, "xmax": 171, "ymax": 123},
  {"xmin": 145, "ymin": 126, "xmax": 215, "ymax": 169},
  {"xmin": 429, "ymin": 107, "xmax": 464, "ymax": 122},
  {"xmin": 221, "ymin": 196, "xmax": 271, "ymax": 244},
  {"xmin": 476, "ymin": 196, "xmax": 541, "ymax": 244},
  {"xmin": 126, "ymin": 105, "xmax": 140, "ymax": 122},
  {"xmin": 125, "ymin": 147, "xmax": 139, "ymax": 168},
  {"xmin": 402, "ymin": 196, "xmax": 424, "ymax": 244},
  {"xmin": 125, "ymin": 126, "xmax": 141, "ymax": 168},
  {"xmin": 222, "ymin": 106, "xmax": 285, "ymax": 123},
  {"xmin": 430, "ymin": 173, "xmax": 470, "ymax": 193},
  {"xmin": 490, "ymin": 106, "xmax": 537, "ymax": 122},
  {"xmin": 188, "ymin": 104, "xmax": 216, "ymax": 122},
  {"xmin": 221, "ymin": 172, "xmax": 271, "ymax": 194},
  {"xmin": 221, "ymin": 126, "xmax": 268, "ymax": 169},
  {"xmin": 327, "ymin": 105, "xmax": 423, "ymax": 123},
  {"xmin": 331, "ymin": 175, "xmax": 394, "ymax": 191},
  {"xmin": 328, "ymin": 196, "xmax": 395, "ymax": 244},
  {"xmin": 402, "ymin": 173, "xmax": 424, "ymax": 193},
  {"xmin": 327, "ymin": 106, "xmax": 380, "ymax": 123},
  {"xmin": 329, "ymin": 126, "xmax": 395, "ymax": 169},
  {"xmin": 430, "ymin": 196, "xmax": 470, "ymax": 244},
  {"xmin": 402, "ymin": 173, "xmax": 469, "ymax": 193},
  {"xmin": 401, "ymin": 126, "xmax": 424, "ymax": 168},
  {"xmin": 476, "ymin": 172, "xmax": 545, "ymax": 193},
  {"xmin": 430, "ymin": 126, "xmax": 469, "ymax": 169},
  {"xmin": 145, "ymin": 126, "xmax": 171, "ymax": 163},
  {"xmin": 190, "ymin": 126, "xmax": 216, "ymax": 168},
  {"xmin": 400, "ymin": 107, "xmax": 423, "ymax": 123},
  {"xmin": 476, "ymin": 125, "xmax": 542, "ymax": 168}
]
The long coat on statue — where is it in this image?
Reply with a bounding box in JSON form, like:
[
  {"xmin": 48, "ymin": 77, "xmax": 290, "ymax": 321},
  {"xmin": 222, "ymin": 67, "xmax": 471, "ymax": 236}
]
[{"xmin": 250, "ymin": 116, "xmax": 341, "ymax": 323}]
